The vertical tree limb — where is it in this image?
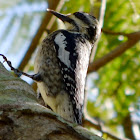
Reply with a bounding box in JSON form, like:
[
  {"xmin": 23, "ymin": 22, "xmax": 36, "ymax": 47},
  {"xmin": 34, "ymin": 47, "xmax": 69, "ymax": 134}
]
[{"xmin": 89, "ymin": 0, "xmax": 107, "ymax": 63}]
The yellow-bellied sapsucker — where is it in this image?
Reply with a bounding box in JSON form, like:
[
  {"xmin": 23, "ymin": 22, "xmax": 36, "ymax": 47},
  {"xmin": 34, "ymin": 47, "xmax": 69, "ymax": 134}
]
[{"xmin": 34, "ymin": 9, "xmax": 101, "ymax": 124}]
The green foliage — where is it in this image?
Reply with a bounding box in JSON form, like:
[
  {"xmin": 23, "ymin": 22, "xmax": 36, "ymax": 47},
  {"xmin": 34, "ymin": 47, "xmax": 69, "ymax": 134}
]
[{"xmin": 62, "ymin": 0, "xmax": 91, "ymax": 13}]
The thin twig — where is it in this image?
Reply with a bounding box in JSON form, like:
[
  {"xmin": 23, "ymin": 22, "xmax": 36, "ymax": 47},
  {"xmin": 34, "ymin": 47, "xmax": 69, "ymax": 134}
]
[{"xmin": 0, "ymin": 54, "xmax": 41, "ymax": 81}]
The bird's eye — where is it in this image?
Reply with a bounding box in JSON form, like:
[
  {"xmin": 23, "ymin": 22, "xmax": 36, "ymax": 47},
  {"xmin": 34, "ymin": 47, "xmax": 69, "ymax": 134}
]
[{"xmin": 87, "ymin": 26, "xmax": 96, "ymax": 38}]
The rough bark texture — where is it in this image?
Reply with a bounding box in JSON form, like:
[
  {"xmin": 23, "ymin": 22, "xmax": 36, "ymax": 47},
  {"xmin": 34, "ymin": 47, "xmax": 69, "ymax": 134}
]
[{"xmin": 0, "ymin": 63, "xmax": 104, "ymax": 140}]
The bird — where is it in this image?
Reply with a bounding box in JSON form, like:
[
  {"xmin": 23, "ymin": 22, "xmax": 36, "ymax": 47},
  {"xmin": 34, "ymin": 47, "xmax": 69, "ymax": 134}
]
[{"xmin": 34, "ymin": 9, "xmax": 101, "ymax": 125}]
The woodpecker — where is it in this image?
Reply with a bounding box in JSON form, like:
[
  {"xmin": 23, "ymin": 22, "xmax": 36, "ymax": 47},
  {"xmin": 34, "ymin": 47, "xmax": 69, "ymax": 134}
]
[{"xmin": 34, "ymin": 9, "xmax": 101, "ymax": 124}]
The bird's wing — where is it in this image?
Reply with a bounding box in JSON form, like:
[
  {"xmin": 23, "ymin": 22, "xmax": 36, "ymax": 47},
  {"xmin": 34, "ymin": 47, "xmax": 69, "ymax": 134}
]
[{"xmin": 53, "ymin": 30, "xmax": 92, "ymax": 124}]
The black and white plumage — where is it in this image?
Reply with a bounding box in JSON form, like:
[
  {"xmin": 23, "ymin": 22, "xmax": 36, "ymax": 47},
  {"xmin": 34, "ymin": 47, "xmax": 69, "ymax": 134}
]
[{"xmin": 34, "ymin": 9, "xmax": 100, "ymax": 124}]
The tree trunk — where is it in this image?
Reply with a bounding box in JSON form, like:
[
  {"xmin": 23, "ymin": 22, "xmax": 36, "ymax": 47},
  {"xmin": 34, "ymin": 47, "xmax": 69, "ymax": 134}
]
[
  {"xmin": 0, "ymin": 63, "xmax": 104, "ymax": 140},
  {"xmin": 122, "ymin": 113, "xmax": 136, "ymax": 140}
]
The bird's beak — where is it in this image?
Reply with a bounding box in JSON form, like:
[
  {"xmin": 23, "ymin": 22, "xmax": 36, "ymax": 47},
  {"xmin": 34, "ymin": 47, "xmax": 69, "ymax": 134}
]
[{"xmin": 47, "ymin": 9, "xmax": 71, "ymax": 22}]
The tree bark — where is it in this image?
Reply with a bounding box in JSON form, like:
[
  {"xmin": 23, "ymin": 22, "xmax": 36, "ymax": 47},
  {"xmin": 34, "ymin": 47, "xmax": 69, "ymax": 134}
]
[
  {"xmin": 122, "ymin": 113, "xmax": 136, "ymax": 140},
  {"xmin": 0, "ymin": 63, "xmax": 104, "ymax": 140}
]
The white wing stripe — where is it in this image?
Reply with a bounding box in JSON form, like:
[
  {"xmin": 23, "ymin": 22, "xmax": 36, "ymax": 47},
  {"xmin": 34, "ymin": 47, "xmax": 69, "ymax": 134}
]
[{"xmin": 54, "ymin": 32, "xmax": 71, "ymax": 68}]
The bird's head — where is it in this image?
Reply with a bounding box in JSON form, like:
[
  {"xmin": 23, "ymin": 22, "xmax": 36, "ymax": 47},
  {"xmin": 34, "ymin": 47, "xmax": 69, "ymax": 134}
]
[{"xmin": 47, "ymin": 9, "xmax": 101, "ymax": 43}]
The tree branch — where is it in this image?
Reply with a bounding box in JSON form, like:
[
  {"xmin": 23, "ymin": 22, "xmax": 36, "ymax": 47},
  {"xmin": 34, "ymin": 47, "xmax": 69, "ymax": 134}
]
[
  {"xmin": 88, "ymin": 31, "xmax": 140, "ymax": 73},
  {"xmin": 102, "ymin": 29, "xmax": 130, "ymax": 37},
  {"xmin": 0, "ymin": 62, "xmax": 104, "ymax": 140},
  {"xmin": 83, "ymin": 115, "xmax": 130, "ymax": 140},
  {"xmin": 18, "ymin": 0, "xmax": 65, "ymax": 71}
]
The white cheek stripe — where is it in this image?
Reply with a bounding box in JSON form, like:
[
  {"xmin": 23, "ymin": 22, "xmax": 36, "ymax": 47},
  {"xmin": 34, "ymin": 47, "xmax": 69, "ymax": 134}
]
[{"xmin": 54, "ymin": 33, "xmax": 71, "ymax": 68}]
